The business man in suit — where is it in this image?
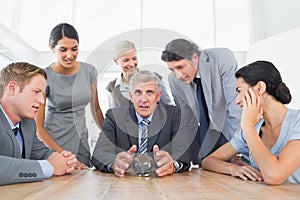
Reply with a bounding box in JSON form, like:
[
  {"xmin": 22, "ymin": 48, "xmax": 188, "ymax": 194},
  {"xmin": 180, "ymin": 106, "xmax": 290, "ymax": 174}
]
[
  {"xmin": 0, "ymin": 62, "xmax": 77, "ymax": 185},
  {"xmin": 161, "ymin": 38, "xmax": 242, "ymax": 164},
  {"xmin": 92, "ymin": 70, "xmax": 190, "ymax": 177}
]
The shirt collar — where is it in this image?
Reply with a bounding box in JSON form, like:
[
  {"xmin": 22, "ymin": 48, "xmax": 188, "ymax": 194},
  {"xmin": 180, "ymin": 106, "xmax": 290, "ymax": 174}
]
[
  {"xmin": 135, "ymin": 112, "xmax": 153, "ymax": 125},
  {"xmin": 115, "ymin": 74, "xmax": 129, "ymax": 91},
  {"xmin": 0, "ymin": 105, "xmax": 20, "ymax": 129},
  {"xmin": 114, "ymin": 74, "xmax": 123, "ymax": 87},
  {"xmin": 195, "ymin": 68, "xmax": 201, "ymax": 79}
]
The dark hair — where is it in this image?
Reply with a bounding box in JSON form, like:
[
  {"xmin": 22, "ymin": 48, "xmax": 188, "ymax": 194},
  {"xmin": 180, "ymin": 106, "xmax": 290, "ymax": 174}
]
[
  {"xmin": 161, "ymin": 38, "xmax": 200, "ymax": 62},
  {"xmin": 49, "ymin": 23, "xmax": 79, "ymax": 47},
  {"xmin": 235, "ymin": 61, "xmax": 291, "ymax": 104},
  {"xmin": 0, "ymin": 62, "xmax": 47, "ymax": 97}
]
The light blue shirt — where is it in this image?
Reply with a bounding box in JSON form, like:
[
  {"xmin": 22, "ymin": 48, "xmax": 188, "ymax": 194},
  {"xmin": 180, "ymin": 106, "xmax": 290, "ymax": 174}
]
[
  {"xmin": 230, "ymin": 109, "xmax": 300, "ymax": 184},
  {"xmin": 0, "ymin": 105, "xmax": 53, "ymax": 178}
]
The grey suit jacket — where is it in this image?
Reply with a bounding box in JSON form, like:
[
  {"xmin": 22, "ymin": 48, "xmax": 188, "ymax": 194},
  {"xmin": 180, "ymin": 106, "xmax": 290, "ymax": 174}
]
[
  {"xmin": 92, "ymin": 104, "xmax": 191, "ymax": 172},
  {"xmin": 0, "ymin": 109, "xmax": 53, "ymax": 185},
  {"xmin": 168, "ymin": 48, "xmax": 242, "ymax": 161}
]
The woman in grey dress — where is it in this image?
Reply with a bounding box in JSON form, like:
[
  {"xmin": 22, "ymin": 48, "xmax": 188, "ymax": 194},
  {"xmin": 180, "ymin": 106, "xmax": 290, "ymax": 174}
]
[
  {"xmin": 106, "ymin": 40, "xmax": 173, "ymax": 108},
  {"xmin": 35, "ymin": 23, "xmax": 104, "ymax": 168}
]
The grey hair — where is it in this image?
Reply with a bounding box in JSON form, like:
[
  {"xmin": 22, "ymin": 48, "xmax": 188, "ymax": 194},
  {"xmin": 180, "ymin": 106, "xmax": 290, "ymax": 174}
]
[{"xmin": 129, "ymin": 70, "xmax": 161, "ymax": 92}]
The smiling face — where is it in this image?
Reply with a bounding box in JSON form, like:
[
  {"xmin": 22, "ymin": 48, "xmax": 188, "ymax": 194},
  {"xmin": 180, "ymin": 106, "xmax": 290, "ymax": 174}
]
[
  {"xmin": 166, "ymin": 53, "xmax": 198, "ymax": 84},
  {"xmin": 51, "ymin": 37, "xmax": 79, "ymax": 69},
  {"xmin": 115, "ymin": 50, "xmax": 138, "ymax": 80},
  {"xmin": 130, "ymin": 81, "xmax": 161, "ymax": 118},
  {"xmin": 8, "ymin": 75, "xmax": 46, "ymax": 124}
]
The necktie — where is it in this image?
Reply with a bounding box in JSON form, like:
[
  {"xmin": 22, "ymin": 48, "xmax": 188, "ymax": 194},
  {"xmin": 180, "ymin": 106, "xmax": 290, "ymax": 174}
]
[
  {"xmin": 12, "ymin": 127, "xmax": 19, "ymax": 136},
  {"xmin": 193, "ymin": 78, "xmax": 210, "ymax": 146},
  {"xmin": 139, "ymin": 119, "xmax": 150, "ymax": 154},
  {"xmin": 12, "ymin": 127, "xmax": 24, "ymax": 158}
]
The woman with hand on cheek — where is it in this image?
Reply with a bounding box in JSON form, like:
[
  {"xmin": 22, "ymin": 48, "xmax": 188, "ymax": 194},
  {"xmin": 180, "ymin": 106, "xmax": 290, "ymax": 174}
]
[{"xmin": 203, "ymin": 61, "xmax": 300, "ymax": 185}]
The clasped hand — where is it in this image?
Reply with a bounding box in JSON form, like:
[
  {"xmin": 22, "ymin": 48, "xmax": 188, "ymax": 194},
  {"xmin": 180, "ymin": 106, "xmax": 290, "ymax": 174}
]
[
  {"xmin": 112, "ymin": 145, "xmax": 175, "ymax": 177},
  {"xmin": 47, "ymin": 150, "xmax": 77, "ymax": 175}
]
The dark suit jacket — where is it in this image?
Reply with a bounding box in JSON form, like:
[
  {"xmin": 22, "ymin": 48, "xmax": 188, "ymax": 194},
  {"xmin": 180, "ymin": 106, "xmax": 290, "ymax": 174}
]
[
  {"xmin": 0, "ymin": 109, "xmax": 53, "ymax": 185},
  {"xmin": 92, "ymin": 104, "xmax": 191, "ymax": 172}
]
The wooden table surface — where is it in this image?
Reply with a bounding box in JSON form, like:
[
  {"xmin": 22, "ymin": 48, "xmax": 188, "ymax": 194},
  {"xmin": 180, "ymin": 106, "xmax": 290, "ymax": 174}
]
[{"xmin": 1, "ymin": 168, "xmax": 300, "ymax": 200}]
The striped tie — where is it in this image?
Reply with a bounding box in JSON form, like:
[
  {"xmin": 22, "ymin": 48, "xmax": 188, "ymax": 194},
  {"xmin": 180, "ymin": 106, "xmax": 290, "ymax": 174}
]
[{"xmin": 139, "ymin": 119, "xmax": 150, "ymax": 154}]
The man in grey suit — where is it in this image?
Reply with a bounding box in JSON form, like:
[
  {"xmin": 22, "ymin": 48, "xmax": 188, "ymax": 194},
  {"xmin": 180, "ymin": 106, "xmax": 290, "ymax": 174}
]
[
  {"xmin": 161, "ymin": 38, "xmax": 242, "ymax": 164},
  {"xmin": 0, "ymin": 62, "xmax": 77, "ymax": 185},
  {"xmin": 92, "ymin": 70, "xmax": 190, "ymax": 177}
]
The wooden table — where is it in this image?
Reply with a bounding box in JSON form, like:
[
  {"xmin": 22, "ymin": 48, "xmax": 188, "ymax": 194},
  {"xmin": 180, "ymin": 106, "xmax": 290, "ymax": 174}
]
[{"xmin": 1, "ymin": 168, "xmax": 300, "ymax": 200}]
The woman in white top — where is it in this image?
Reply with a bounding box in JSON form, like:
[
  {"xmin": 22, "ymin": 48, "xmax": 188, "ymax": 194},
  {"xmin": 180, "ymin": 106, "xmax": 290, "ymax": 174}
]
[
  {"xmin": 203, "ymin": 61, "xmax": 300, "ymax": 185},
  {"xmin": 106, "ymin": 40, "xmax": 173, "ymax": 108}
]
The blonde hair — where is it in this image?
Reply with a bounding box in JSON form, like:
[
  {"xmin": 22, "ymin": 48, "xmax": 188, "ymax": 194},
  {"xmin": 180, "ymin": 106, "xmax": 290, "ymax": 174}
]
[
  {"xmin": 0, "ymin": 62, "xmax": 47, "ymax": 97},
  {"xmin": 113, "ymin": 40, "xmax": 136, "ymax": 59}
]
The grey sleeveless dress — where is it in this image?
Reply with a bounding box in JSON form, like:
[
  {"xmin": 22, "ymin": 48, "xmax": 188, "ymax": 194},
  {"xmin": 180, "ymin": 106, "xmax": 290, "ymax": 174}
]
[{"xmin": 44, "ymin": 62, "xmax": 97, "ymax": 167}]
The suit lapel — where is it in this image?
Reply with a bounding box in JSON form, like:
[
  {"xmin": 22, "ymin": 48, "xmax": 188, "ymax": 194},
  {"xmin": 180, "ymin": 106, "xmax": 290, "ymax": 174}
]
[
  {"xmin": 124, "ymin": 107, "xmax": 139, "ymax": 146},
  {"xmin": 20, "ymin": 121, "xmax": 32, "ymax": 159},
  {"xmin": 199, "ymin": 50, "xmax": 226, "ymax": 131},
  {"xmin": 0, "ymin": 109, "xmax": 22, "ymax": 158},
  {"xmin": 169, "ymin": 74, "xmax": 199, "ymax": 121},
  {"xmin": 199, "ymin": 51, "xmax": 212, "ymax": 111},
  {"xmin": 188, "ymin": 81, "xmax": 200, "ymax": 120},
  {"xmin": 7, "ymin": 129, "xmax": 22, "ymax": 158}
]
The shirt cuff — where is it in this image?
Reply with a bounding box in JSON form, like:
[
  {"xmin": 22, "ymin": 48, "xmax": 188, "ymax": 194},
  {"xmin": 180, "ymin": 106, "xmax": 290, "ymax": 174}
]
[
  {"xmin": 175, "ymin": 160, "xmax": 190, "ymax": 173},
  {"xmin": 106, "ymin": 162, "xmax": 113, "ymax": 172},
  {"xmin": 38, "ymin": 160, "xmax": 54, "ymax": 178}
]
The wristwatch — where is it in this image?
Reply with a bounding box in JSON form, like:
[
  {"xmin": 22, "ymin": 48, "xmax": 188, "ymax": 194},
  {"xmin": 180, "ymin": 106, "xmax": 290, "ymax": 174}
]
[{"xmin": 173, "ymin": 160, "xmax": 180, "ymax": 172}]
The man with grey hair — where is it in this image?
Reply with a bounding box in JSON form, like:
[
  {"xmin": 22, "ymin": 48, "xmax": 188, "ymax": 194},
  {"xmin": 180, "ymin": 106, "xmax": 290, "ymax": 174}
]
[{"xmin": 93, "ymin": 70, "xmax": 190, "ymax": 177}]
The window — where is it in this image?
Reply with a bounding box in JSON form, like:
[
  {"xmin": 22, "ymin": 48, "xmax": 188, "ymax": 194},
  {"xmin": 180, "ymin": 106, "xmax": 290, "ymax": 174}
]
[{"xmin": 0, "ymin": 0, "xmax": 250, "ymax": 52}]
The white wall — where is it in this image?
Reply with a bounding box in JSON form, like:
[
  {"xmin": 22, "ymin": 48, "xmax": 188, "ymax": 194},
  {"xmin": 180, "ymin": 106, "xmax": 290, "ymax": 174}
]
[
  {"xmin": 262, "ymin": 0, "xmax": 300, "ymax": 38},
  {"xmin": 246, "ymin": 26, "xmax": 300, "ymax": 109},
  {"xmin": 251, "ymin": 0, "xmax": 300, "ymax": 42},
  {"xmin": 0, "ymin": 23, "xmax": 36, "ymax": 63}
]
